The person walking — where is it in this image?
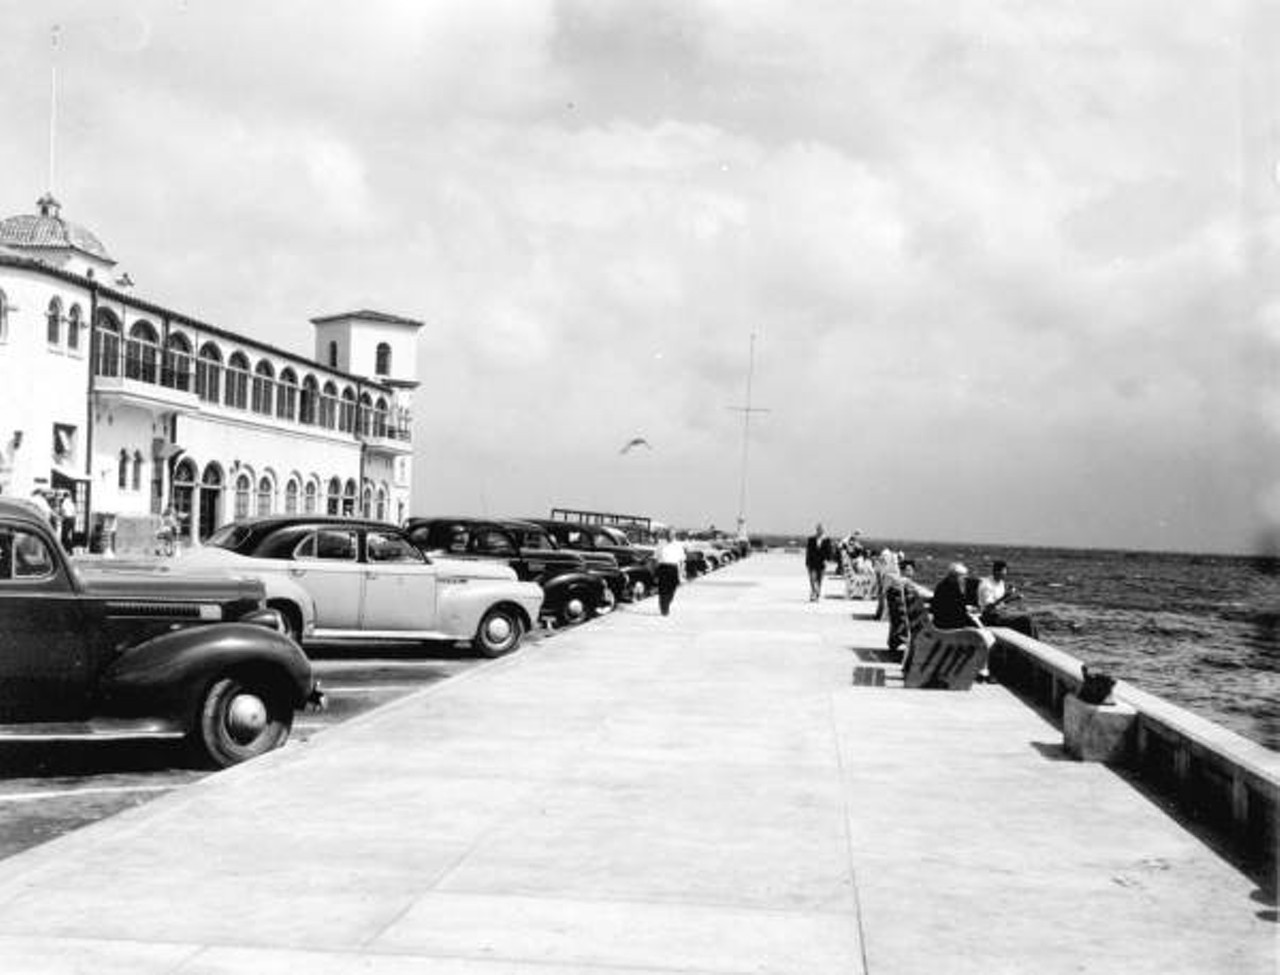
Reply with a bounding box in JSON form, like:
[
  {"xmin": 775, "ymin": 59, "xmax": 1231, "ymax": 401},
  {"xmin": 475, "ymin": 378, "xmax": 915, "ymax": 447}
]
[
  {"xmin": 654, "ymin": 530, "xmax": 687, "ymax": 616},
  {"xmin": 805, "ymin": 522, "xmax": 831, "ymax": 602}
]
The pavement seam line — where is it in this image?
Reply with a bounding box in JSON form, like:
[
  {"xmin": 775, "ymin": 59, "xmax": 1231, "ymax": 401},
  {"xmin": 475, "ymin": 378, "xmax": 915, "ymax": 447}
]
[{"xmin": 829, "ymin": 688, "xmax": 873, "ymax": 975}]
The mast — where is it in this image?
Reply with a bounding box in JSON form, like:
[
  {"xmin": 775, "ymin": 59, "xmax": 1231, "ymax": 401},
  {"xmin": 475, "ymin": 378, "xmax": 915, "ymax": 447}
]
[
  {"xmin": 48, "ymin": 25, "xmax": 60, "ymax": 194},
  {"xmin": 728, "ymin": 331, "xmax": 770, "ymax": 536}
]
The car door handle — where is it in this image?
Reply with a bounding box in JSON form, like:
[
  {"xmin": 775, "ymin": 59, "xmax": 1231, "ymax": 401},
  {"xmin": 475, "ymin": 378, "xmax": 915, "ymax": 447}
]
[{"xmin": 288, "ymin": 567, "xmax": 305, "ymax": 578}]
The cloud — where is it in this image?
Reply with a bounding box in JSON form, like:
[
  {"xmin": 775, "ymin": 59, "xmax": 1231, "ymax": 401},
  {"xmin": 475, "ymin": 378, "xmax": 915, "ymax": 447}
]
[{"xmin": 1, "ymin": 0, "xmax": 1269, "ymax": 551}]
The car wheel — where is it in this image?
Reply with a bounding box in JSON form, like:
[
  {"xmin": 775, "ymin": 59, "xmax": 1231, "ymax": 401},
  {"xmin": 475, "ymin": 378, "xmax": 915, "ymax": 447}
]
[
  {"xmin": 196, "ymin": 674, "xmax": 292, "ymax": 768},
  {"xmin": 473, "ymin": 606, "xmax": 524, "ymax": 658},
  {"xmin": 596, "ymin": 588, "xmax": 616, "ymax": 615},
  {"xmin": 561, "ymin": 594, "xmax": 589, "ymax": 625}
]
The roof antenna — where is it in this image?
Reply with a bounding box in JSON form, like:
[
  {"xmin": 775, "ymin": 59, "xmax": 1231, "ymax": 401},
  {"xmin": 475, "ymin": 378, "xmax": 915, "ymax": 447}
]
[{"xmin": 48, "ymin": 24, "xmax": 60, "ymax": 198}]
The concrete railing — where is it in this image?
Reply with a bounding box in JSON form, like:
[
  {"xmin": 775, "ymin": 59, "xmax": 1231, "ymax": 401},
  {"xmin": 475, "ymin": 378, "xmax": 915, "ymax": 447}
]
[{"xmin": 989, "ymin": 629, "xmax": 1279, "ymax": 867}]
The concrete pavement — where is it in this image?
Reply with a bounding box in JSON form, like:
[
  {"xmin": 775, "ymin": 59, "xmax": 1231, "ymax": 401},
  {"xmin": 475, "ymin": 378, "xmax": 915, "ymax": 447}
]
[{"xmin": 0, "ymin": 552, "xmax": 1272, "ymax": 973}]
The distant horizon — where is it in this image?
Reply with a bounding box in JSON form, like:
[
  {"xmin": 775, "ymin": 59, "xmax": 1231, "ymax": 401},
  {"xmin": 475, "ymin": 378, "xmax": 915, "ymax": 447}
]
[{"xmin": 731, "ymin": 530, "xmax": 1269, "ymax": 561}]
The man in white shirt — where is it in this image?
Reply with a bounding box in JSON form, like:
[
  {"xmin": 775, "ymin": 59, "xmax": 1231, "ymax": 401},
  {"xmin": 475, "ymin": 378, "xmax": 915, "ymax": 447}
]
[
  {"xmin": 976, "ymin": 559, "xmax": 1039, "ymax": 639},
  {"xmin": 655, "ymin": 531, "xmax": 687, "ymax": 616}
]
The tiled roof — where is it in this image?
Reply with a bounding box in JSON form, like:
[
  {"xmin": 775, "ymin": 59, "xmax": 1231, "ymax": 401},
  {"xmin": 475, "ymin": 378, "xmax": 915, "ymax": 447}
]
[{"xmin": 0, "ymin": 195, "xmax": 114, "ymax": 264}]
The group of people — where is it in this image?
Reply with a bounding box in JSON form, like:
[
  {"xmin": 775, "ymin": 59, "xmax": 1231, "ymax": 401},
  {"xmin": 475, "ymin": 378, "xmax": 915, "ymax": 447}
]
[
  {"xmin": 28, "ymin": 489, "xmax": 77, "ymax": 551},
  {"xmin": 930, "ymin": 559, "xmax": 1040, "ymax": 639},
  {"xmin": 805, "ymin": 522, "xmax": 1040, "ymax": 639}
]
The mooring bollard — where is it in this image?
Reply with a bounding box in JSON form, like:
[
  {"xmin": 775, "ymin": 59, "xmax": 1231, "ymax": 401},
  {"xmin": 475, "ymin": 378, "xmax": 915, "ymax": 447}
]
[{"xmin": 1064, "ymin": 693, "xmax": 1137, "ymax": 764}]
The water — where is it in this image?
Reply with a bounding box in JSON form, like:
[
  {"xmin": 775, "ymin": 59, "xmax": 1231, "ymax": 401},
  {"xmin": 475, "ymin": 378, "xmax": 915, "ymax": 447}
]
[{"xmin": 871, "ymin": 541, "xmax": 1280, "ymax": 750}]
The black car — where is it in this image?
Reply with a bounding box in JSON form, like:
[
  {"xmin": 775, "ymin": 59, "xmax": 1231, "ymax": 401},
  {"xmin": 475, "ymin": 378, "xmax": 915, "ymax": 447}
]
[
  {"xmin": 403, "ymin": 516, "xmax": 611, "ymax": 626},
  {"xmin": 507, "ymin": 519, "xmax": 632, "ymax": 607},
  {"xmin": 0, "ymin": 499, "xmax": 320, "ymax": 767},
  {"xmin": 531, "ymin": 519, "xmax": 656, "ymax": 600}
]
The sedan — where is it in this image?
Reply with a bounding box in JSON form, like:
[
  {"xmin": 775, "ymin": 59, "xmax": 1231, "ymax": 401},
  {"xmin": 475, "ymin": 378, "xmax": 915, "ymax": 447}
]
[
  {"xmin": 177, "ymin": 517, "xmax": 544, "ymax": 657},
  {"xmin": 0, "ymin": 499, "xmax": 319, "ymax": 767}
]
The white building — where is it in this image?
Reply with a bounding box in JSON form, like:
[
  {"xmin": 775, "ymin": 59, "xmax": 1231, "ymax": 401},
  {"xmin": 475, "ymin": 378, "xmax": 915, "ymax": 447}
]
[{"xmin": 0, "ymin": 194, "xmax": 420, "ymax": 552}]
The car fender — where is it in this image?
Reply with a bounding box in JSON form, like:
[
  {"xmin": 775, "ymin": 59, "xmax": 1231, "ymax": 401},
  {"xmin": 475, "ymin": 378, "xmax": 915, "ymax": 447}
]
[
  {"xmin": 98, "ymin": 622, "xmax": 315, "ymax": 729},
  {"xmin": 540, "ymin": 571, "xmax": 607, "ymax": 615},
  {"xmin": 436, "ymin": 577, "xmax": 544, "ymax": 636},
  {"xmin": 257, "ymin": 573, "xmax": 318, "ymax": 639}
]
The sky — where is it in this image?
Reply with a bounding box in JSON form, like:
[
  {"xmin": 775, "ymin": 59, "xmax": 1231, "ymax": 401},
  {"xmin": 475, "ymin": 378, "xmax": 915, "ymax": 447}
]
[{"xmin": 2, "ymin": 0, "xmax": 1276, "ymax": 554}]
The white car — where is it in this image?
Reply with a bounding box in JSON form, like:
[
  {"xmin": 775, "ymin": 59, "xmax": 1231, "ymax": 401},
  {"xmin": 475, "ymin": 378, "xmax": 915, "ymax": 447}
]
[{"xmin": 176, "ymin": 517, "xmax": 544, "ymax": 657}]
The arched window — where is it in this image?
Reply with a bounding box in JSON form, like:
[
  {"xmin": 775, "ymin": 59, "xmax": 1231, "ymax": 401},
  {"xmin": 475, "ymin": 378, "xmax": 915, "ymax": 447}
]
[
  {"xmin": 196, "ymin": 343, "xmax": 222, "ymax": 402},
  {"xmin": 361, "ymin": 481, "xmax": 373, "ymax": 518},
  {"xmin": 234, "ymin": 473, "xmax": 252, "ymax": 520},
  {"xmin": 300, "ymin": 375, "xmax": 319, "ymax": 425},
  {"xmin": 66, "ymin": 304, "xmax": 82, "ymax": 351},
  {"xmin": 326, "ymin": 477, "xmax": 342, "ymax": 516},
  {"xmin": 375, "ymin": 485, "xmax": 388, "ymax": 522},
  {"xmin": 373, "ymin": 396, "xmax": 389, "ymax": 438},
  {"xmin": 328, "ymin": 340, "xmax": 339, "ymax": 368},
  {"xmin": 304, "ymin": 479, "xmax": 318, "ymax": 514},
  {"xmin": 320, "ymin": 381, "xmax": 338, "ymax": 429},
  {"xmin": 46, "ymin": 297, "xmax": 62, "ymax": 345},
  {"xmin": 343, "ymin": 478, "xmax": 358, "ymax": 517},
  {"xmin": 375, "ymin": 342, "xmax": 391, "ymax": 376},
  {"xmin": 277, "ymin": 368, "xmax": 298, "ymax": 421},
  {"xmin": 127, "ymin": 320, "xmax": 159, "ymax": 383},
  {"xmin": 339, "ymin": 387, "xmax": 357, "ymax": 433},
  {"xmin": 117, "ymin": 449, "xmax": 129, "ymax": 489},
  {"xmin": 162, "ymin": 332, "xmax": 192, "ymax": 390},
  {"xmin": 357, "ymin": 392, "xmax": 373, "ymax": 437},
  {"xmin": 256, "ymin": 476, "xmax": 273, "ymax": 516},
  {"xmin": 251, "ymin": 360, "xmax": 275, "ymax": 415},
  {"xmin": 226, "ymin": 352, "xmax": 250, "ymax": 409},
  {"xmin": 131, "ymin": 450, "xmax": 144, "ymax": 491},
  {"xmin": 94, "ymin": 309, "xmax": 122, "ymax": 377},
  {"xmin": 285, "ymin": 477, "xmax": 300, "ymax": 514}
]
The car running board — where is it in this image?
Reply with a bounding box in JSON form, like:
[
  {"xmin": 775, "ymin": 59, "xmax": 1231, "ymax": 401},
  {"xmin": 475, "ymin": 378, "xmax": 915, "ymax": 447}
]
[
  {"xmin": 308, "ymin": 629, "xmax": 462, "ymax": 643},
  {"xmin": 0, "ymin": 718, "xmax": 186, "ymax": 741}
]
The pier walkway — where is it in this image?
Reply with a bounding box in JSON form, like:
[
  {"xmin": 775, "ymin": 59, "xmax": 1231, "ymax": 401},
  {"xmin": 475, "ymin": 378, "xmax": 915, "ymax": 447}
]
[{"xmin": 0, "ymin": 553, "xmax": 1272, "ymax": 973}]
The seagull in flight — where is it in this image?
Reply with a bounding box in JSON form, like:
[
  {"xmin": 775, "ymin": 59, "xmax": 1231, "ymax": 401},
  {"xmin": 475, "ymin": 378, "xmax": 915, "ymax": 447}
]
[{"xmin": 620, "ymin": 437, "xmax": 652, "ymax": 454}]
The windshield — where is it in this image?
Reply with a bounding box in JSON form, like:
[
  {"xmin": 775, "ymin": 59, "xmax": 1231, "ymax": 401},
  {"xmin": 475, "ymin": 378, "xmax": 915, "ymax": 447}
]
[{"xmin": 205, "ymin": 523, "xmax": 255, "ymax": 552}]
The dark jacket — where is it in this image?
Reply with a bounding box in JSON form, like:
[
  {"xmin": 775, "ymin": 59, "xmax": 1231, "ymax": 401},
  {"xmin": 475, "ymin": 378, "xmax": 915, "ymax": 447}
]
[
  {"xmin": 930, "ymin": 574, "xmax": 980, "ymax": 629},
  {"xmin": 805, "ymin": 534, "xmax": 831, "ymax": 570}
]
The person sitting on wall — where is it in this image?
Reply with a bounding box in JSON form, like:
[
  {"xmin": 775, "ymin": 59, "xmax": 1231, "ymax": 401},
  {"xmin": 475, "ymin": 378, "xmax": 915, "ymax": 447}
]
[
  {"xmin": 929, "ymin": 562, "xmax": 982, "ymax": 630},
  {"xmin": 976, "ymin": 559, "xmax": 1040, "ymax": 639}
]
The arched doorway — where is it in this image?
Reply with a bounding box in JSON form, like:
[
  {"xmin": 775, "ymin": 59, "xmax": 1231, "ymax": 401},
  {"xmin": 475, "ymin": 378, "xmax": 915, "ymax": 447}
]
[
  {"xmin": 199, "ymin": 463, "xmax": 224, "ymax": 540},
  {"xmin": 173, "ymin": 458, "xmax": 198, "ymax": 544}
]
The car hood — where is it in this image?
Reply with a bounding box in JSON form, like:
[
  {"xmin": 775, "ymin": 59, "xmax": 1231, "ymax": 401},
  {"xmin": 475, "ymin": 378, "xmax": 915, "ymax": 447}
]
[{"xmin": 77, "ymin": 563, "xmax": 265, "ymax": 602}]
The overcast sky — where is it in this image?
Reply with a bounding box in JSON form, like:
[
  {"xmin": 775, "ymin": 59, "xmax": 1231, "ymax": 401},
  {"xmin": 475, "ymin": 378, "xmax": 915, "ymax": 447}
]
[{"xmin": 3, "ymin": 1, "xmax": 1276, "ymax": 554}]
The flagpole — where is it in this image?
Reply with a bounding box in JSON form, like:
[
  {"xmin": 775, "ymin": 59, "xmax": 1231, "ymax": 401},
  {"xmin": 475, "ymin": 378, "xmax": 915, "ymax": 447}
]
[
  {"xmin": 727, "ymin": 331, "xmax": 769, "ymax": 536},
  {"xmin": 48, "ymin": 25, "xmax": 59, "ymax": 194}
]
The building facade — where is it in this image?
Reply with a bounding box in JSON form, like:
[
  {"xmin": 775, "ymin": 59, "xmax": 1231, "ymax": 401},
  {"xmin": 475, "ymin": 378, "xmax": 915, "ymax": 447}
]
[{"xmin": 0, "ymin": 194, "xmax": 419, "ymax": 552}]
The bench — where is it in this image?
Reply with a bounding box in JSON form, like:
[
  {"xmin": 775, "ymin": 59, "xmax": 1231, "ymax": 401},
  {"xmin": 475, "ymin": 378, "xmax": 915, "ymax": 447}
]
[
  {"xmin": 882, "ymin": 577, "xmax": 911, "ymax": 654},
  {"xmin": 839, "ymin": 549, "xmax": 879, "ymax": 599},
  {"xmin": 899, "ymin": 584, "xmax": 995, "ymax": 690}
]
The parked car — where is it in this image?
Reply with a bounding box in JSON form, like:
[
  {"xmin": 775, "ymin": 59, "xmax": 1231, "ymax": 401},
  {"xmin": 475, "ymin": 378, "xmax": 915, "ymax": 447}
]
[
  {"xmin": 403, "ymin": 516, "xmax": 611, "ymax": 626},
  {"xmin": 176, "ymin": 517, "xmax": 544, "ymax": 657},
  {"xmin": 529, "ymin": 519, "xmax": 655, "ymax": 601},
  {"xmin": 583, "ymin": 525, "xmax": 659, "ymax": 599},
  {"xmin": 0, "ymin": 499, "xmax": 319, "ymax": 767},
  {"xmin": 498, "ymin": 519, "xmax": 626, "ymax": 611}
]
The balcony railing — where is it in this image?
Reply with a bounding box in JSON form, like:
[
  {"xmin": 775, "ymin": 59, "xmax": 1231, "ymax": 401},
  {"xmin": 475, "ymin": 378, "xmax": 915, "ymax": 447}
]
[{"xmin": 94, "ymin": 339, "xmax": 412, "ymax": 445}]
